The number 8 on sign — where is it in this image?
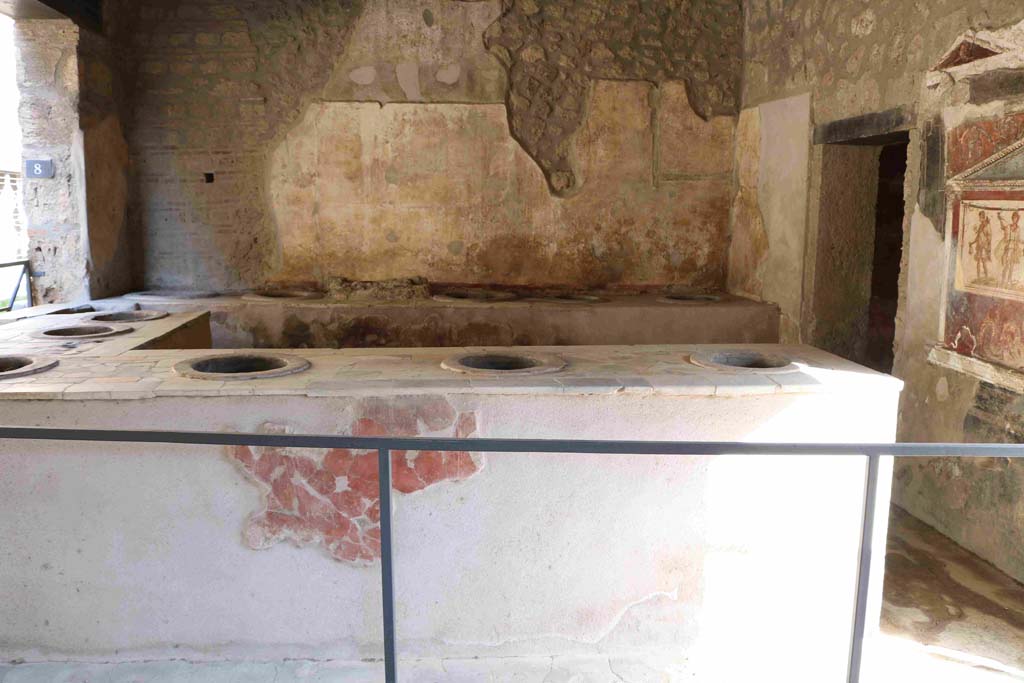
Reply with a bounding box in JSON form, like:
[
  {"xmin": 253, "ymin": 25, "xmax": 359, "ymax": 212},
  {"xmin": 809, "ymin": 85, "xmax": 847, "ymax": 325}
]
[{"xmin": 25, "ymin": 159, "xmax": 54, "ymax": 179}]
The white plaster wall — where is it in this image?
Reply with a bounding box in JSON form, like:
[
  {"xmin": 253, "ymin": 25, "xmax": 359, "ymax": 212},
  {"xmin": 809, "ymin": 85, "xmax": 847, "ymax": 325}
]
[
  {"xmin": 0, "ymin": 16, "xmax": 20, "ymax": 174},
  {"xmin": 728, "ymin": 93, "xmax": 813, "ymax": 342},
  {"xmin": 0, "ymin": 387, "xmax": 898, "ymax": 680}
]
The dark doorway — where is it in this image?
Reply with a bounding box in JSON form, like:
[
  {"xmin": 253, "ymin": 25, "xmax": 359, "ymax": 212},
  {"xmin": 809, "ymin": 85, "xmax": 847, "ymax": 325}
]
[
  {"xmin": 810, "ymin": 129, "xmax": 908, "ymax": 373},
  {"xmin": 865, "ymin": 142, "xmax": 908, "ymax": 373}
]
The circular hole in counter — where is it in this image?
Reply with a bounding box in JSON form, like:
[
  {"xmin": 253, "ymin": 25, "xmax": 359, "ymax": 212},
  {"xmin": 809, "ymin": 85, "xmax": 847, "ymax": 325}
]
[
  {"xmin": 527, "ymin": 293, "xmax": 608, "ymax": 304},
  {"xmin": 174, "ymin": 353, "xmax": 311, "ymax": 381},
  {"xmin": 689, "ymin": 349, "xmax": 800, "ymax": 374},
  {"xmin": 0, "ymin": 355, "xmax": 59, "ymax": 379},
  {"xmin": 658, "ymin": 293, "xmax": 722, "ymax": 304},
  {"xmin": 125, "ymin": 290, "xmax": 221, "ymax": 301},
  {"xmin": 243, "ymin": 289, "xmax": 325, "ymax": 301},
  {"xmin": 441, "ymin": 351, "xmax": 566, "ymax": 376},
  {"xmin": 432, "ymin": 288, "xmax": 519, "ymax": 303},
  {"xmin": 36, "ymin": 324, "xmax": 133, "ymax": 340},
  {"xmin": 91, "ymin": 309, "xmax": 169, "ymax": 323},
  {"xmin": 49, "ymin": 305, "xmax": 96, "ymax": 315}
]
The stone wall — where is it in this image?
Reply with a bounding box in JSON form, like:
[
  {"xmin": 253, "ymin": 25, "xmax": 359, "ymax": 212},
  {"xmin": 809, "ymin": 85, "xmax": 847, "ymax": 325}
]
[
  {"xmin": 13, "ymin": 14, "xmax": 133, "ymax": 303},
  {"xmin": 806, "ymin": 144, "xmax": 881, "ymax": 363},
  {"xmin": 739, "ymin": 0, "xmax": 1024, "ymax": 438},
  {"xmin": 738, "ymin": 0, "xmax": 1024, "ymax": 582},
  {"xmin": 122, "ymin": 0, "xmax": 365, "ymax": 291},
  {"xmin": 14, "ymin": 19, "xmax": 89, "ymax": 304},
  {"xmin": 116, "ymin": 0, "xmax": 742, "ymax": 291},
  {"xmin": 743, "ymin": 0, "xmax": 1024, "ymax": 123},
  {"xmin": 483, "ymin": 0, "xmax": 742, "ymax": 195}
]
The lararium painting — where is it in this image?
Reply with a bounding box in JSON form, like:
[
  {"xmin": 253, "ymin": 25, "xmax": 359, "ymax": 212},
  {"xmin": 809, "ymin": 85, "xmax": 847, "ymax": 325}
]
[
  {"xmin": 943, "ymin": 118, "xmax": 1024, "ymax": 371},
  {"xmin": 955, "ymin": 199, "xmax": 1024, "ymax": 301}
]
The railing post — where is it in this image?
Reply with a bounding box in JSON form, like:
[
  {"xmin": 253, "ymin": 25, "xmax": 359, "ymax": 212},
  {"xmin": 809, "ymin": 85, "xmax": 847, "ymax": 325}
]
[
  {"xmin": 378, "ymin": 447, "xmax": 398, "ymax": 683},
  {"xmin": 848, "ymin": 451, "xmax": 881, "ymax": 683},
  {"xmin": 9, "ymin": 262, "xmax": 24, "ymax": 312},
  {"xmin": 24, "ymin": 261, "xmax": 32, "ymax": 308}
]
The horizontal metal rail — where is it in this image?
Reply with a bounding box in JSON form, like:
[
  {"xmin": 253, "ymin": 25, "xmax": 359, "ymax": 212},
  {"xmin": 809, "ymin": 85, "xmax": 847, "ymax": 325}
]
[
  {"xmin": 2, "ymin": 425, "xmax": 1024, "ymax": 457},
  {"xmin": 2, "ymin": 424, "xmax": 1023, "ymax": 683}
]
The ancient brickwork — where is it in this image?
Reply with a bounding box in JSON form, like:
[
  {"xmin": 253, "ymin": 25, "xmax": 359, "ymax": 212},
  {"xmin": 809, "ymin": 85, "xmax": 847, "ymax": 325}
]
[
  {"xmin": 122, "ymin": 0, "xmax": 364, "ymax": 291},
  {"xmin": 228, "ymin": 398, "xmax": 480, "ymax": 564},
  {"xmin": 743, "ymin": 0, "xmax": 1024, "ymax": 122},
  {"xmin": 13, "ymin": 20, "xmax": 89, "ymax": 304},
  {"xmin": 116, "ymin": 0, "xmax": 740, "ymax": 290},
  {"xmin": 483, "ymin": 0, "xmax": 743, "ymax": 195}
]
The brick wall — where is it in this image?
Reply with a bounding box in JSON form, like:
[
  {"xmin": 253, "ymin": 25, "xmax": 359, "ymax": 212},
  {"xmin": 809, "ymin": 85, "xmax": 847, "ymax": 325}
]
[
  {"xmin": 121, "ymin": 0, "xmax": 363, "ymax": 291},
  {"xmin": 14, "ymin": 19, "xmax": 89, "ymax": 303}
]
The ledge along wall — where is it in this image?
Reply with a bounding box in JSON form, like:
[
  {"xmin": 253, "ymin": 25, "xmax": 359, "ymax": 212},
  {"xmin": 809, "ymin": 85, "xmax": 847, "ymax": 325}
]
[
  {"xmin": 737, "ymin": 0, "xmax": 1024, "ymax": 583},
  {"xmin": 96, "ymin": 291, "xmax": 780, "ymax": 349},
  {"xmin": 112, "ymin": 0, "xmax": 742, "ymax": 292}
]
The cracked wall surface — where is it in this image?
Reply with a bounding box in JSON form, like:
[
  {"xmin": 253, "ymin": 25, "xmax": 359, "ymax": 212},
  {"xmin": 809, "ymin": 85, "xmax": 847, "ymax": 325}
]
[{"xmin": 112, "ymin": 0, "xmax": 740, "ymax": 291}]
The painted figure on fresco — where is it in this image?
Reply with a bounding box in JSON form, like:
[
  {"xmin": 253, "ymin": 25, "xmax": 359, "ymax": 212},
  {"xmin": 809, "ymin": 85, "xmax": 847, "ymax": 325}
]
[
  {"xmin": 976, "ymin": 314, "xmax": 1024, "ymax": 364},
  {"xmin": 969, "ymin": 210, "xmax": 993, "ymax": 281},
  {"xmin": 997, "ymin": 211, "xmax": 1024, "ymax": 286}
]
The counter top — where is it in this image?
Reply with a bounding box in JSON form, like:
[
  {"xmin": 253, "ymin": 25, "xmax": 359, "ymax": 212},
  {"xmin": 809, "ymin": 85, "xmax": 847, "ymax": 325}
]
[{"xmin": 0, "ymin": 343, "xmax": 903, "ymax": 401}]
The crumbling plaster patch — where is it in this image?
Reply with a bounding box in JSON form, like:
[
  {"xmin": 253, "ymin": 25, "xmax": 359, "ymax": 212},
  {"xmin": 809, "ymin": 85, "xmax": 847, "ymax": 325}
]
[
  {"xmin": 228, "ymin": 397, "xmax": 480, "ymax": 564},
  {"xmin": 321, "ymin": 0, "xmax": 506, "ymax": 105},
  {"xmin": 483, "ymin": 0, "xmax": 743, "ymax": 195}
]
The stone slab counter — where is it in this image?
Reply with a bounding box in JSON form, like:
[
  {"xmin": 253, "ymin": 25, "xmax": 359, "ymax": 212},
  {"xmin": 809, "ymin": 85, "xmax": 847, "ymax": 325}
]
[
  {"xmin": 0, "ymin": 309, "xmax": 211, "ymax": 359},
  {"xmin": 0, "ymin": 342, "xmax": 901, "ymax": 682},
  {"xmin": 90, "ymin": 290, "xmax": 780, "ymax": 348}
]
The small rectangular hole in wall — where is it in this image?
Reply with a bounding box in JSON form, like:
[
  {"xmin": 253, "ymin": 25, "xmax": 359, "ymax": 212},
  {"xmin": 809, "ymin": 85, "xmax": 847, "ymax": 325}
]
[{"xmin": 204, "ymin": 173, "xmax": 215, "ymax": 184}]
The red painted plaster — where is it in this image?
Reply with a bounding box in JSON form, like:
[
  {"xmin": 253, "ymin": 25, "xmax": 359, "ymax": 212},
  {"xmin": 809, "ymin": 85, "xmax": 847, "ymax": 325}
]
[
  {"xmin": 228, "ymin": 397, "xmax": 480, "ymax": 563},
  {"xmin": 948, "ymin": 113, "xmax": 1024, "ymax": 176}
]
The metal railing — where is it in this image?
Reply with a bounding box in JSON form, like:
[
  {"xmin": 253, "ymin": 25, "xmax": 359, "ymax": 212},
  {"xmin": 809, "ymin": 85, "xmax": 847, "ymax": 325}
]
[
  {"xmin": 0, "ymin": 259, "xmax": 32, "ymax": 312},
  {"xmin": 1, "ymin": 425, "xmax": 1022, "ymax": 682}
]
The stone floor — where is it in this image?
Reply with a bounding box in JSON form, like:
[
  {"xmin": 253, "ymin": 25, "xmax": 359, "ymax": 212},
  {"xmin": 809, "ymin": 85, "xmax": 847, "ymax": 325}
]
[{"xmin": 878, "ymin": 506, "xmax": 1024, "ymax": 681}]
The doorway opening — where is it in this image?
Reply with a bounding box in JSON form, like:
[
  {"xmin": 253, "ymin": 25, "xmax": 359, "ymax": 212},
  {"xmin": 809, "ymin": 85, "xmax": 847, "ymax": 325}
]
[
  {"xmin": 866, "ymin": 142, "xmax": 908, "ymax": 373},
  {"xmin": 809, "ymin": 128, "xmax": 909, "ymax": 374}
]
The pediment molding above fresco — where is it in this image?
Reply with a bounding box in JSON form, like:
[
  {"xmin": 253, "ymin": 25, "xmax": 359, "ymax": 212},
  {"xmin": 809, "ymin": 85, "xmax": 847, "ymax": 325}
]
[
  {"xmin": 950, "ymin": 134, "xmax": 1024, "ymax": 188},
  {"xmin": 931, "ymin": 26, "xmax": 1024, "ymax": 73}
]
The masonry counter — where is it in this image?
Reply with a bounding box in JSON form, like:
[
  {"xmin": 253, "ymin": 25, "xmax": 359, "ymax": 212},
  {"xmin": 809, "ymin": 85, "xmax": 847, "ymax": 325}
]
[{"xmin": 0, "ymin": 341, "xmax": 901, "ymax": 682}]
